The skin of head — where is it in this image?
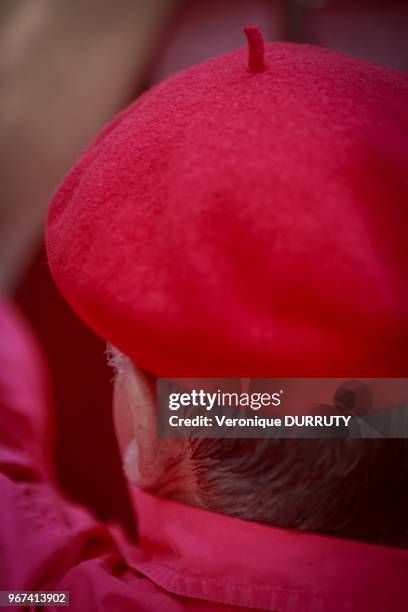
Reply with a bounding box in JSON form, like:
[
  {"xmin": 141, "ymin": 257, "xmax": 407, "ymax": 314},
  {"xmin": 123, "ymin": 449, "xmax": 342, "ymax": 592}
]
[{"xmin": 110, "ymin": 345, "xmax": 198, "ymax": 506}]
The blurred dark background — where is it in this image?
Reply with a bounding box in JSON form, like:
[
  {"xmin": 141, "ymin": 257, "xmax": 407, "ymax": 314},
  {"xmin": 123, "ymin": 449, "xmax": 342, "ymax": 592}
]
[{"xmin": 1, "ymin": 0, "xmax": 407, "ymax": 535}]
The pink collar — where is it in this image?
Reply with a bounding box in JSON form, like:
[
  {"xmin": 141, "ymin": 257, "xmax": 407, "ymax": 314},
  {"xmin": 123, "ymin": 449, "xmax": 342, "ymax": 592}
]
[{"xmin": 122, "ymin": 488, "xmax": 408, "ymax": 611}]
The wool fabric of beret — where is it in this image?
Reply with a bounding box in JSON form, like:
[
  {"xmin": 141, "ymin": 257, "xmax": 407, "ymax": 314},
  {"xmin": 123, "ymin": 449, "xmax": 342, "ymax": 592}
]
[{"xmin": 46, "ymin": 27, "xmax": 408, "ymax": 378}]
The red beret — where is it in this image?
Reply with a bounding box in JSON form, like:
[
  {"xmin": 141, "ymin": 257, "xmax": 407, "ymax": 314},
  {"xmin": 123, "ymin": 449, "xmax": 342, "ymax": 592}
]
[{"xmin": 46, "ymin": 28, "xmax": 408, "ymax": 377}]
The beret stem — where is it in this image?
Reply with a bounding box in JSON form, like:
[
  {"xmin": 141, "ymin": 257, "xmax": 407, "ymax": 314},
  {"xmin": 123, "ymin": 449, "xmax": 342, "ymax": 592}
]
[{"xmin": 244, "ymin": 25, "xmax": 266, "ymax": 72}]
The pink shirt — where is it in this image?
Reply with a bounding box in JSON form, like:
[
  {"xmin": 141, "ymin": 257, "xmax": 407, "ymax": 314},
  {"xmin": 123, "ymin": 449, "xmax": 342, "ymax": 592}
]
[{"xmin": 1, "ymin": 296, "xmax": 408, "ymax": 611}]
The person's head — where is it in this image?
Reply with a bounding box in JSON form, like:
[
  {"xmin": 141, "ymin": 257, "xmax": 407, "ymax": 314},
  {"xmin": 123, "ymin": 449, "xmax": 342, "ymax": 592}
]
[
  {"xmin": 46, "ymin": 31, "xmax": 408, "ymax": 548},
  {"xmin": 109, "ymin": 345, "xmax": 408, "ymax": 548}
]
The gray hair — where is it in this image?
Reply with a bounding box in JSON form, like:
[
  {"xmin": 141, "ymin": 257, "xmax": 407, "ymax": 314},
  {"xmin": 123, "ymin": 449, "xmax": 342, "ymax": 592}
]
[{"xmin": 188, "ymin": 437, "xmax": 408, "ymax": 547}]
